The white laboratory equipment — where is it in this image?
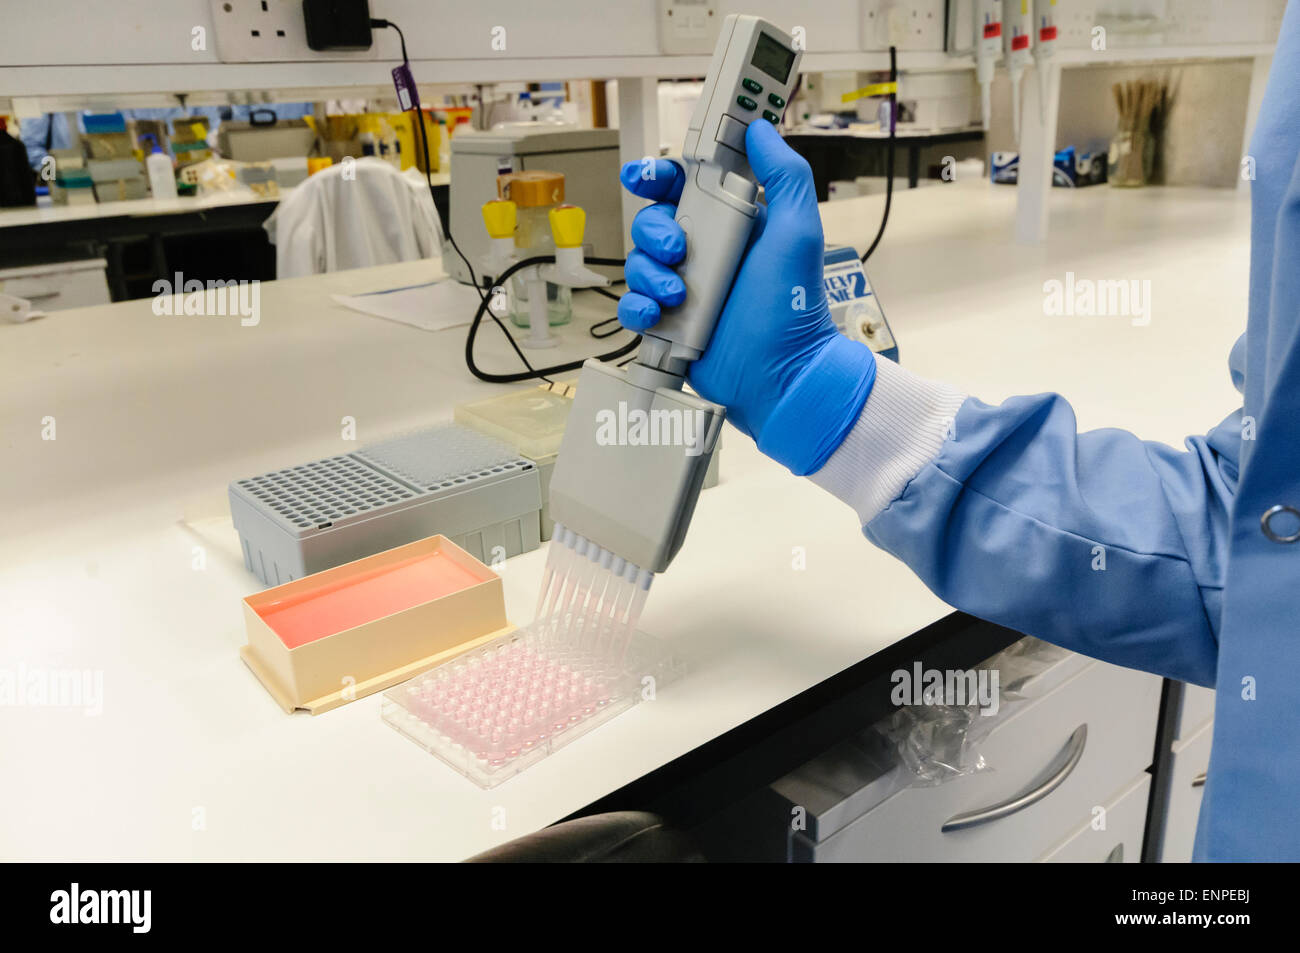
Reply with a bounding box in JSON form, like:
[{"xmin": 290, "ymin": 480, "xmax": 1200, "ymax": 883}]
[
  {"xmin": 448, "ymin": 127, "xmax": 623, "ymax": 287},
  {"xmin": 823, "ymin": 245, "xmax": 899, "ymax": 362},
  {"xmin": 497, "ymin": 170, "xmax": 572, "ymax": 344}
]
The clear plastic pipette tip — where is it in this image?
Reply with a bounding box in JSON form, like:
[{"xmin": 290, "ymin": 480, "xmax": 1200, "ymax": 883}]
[
  {"xmin": 623, "ymin": 569, "xmax": 654, "ymax": 636},
  {"xmin": 537, "ymin": 524, "xmax": 578, "ymax": 626},
  {"xmin": 533, "ymin": 521, "xmax": 566, "ymax": 621},
  {"xmin": 578, "ymin": 547, "xmax": 614, "ymax": 645},
  {"xmin": 553, "ymin": 534, "xmax": 599, "ymax": 641},
  {"xmin": 591, "ymin": 555, "xmax": 628, "ymax": 653}
]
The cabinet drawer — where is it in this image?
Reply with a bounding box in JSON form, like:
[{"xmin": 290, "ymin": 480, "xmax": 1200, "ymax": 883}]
[
  {"xmin": 1175, "ymin": 683, "xmax": 1215, "ymax": 741},
  {"xmin": 1158, "ymin": 719, "xmax": 1212, "ymax": 863},
  {"xmin": 1037, "ymin": 773, "xmax": 1150, "ymax": 863},
  {"xmin": 793, "ymin": 660, "xmax": 1161, "ymax": 862},
  {"xmin": 0, "ymin": 259, "xmax": 111, "ymax": 311}
]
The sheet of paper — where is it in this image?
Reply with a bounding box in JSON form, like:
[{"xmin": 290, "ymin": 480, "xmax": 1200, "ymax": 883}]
[{"xmin": 332, "ymin": 279, "xmax": 480, "ymax": 333}]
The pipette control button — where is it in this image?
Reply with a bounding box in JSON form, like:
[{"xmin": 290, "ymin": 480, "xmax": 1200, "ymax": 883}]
[
  {"xmin": 767, "ymin": 92, "xmax": 785, "ymax": 108},
  {"xmin": 762, "ymin": 110, "xmax": 780, "ymax": 123},
  {"xmin": 741, "ymin": 78, "xmax": 763, "ymax": 94},
  {"xmin": 721, "ymin": 171, "xmax": 758, "ymax": 204},
  {"xmin": 736, "ymin": 95, "xmax": 758, "ymax": 111},
  {"xmin": 715, "ymin": 114, "xmax": 748, "ymax": 153}
]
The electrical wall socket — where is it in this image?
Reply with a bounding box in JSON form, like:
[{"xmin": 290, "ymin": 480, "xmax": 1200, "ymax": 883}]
[
  {"xmin": 208, "ymin": 0, "xmax": 382, "ymax": 63},
  {"xmin": 1054, "ymin": 0, "xmax": 1100, "ymax": 50},
  {"xmin": 656, "ymin": 0, "xmax": 720, "ymax": 56},
  {"xmin": 863, "ymin": 1, "xmax": 946, "ymax": 52}
]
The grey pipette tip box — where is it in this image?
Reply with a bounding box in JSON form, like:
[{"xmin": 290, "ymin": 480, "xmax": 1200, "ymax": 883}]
[{"xmin": 229, "ymin": 424, "xmax": 542, "ymax": 587}]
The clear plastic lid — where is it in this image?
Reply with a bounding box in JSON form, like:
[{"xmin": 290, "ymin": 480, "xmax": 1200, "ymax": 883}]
[{"xmin": 454, "ymin": 383, "xmax": 574, "ymax": 461}]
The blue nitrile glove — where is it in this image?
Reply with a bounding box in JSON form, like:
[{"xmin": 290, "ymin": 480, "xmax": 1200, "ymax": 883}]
[{"xmin": 618, "ymin": 120, "xmax": 877, "ymax": 476}]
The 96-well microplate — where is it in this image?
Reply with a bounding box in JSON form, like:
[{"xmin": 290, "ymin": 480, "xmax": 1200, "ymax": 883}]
[{"xmin": 382, "ymin": 624, "xmax": 675, "ymax": 788}]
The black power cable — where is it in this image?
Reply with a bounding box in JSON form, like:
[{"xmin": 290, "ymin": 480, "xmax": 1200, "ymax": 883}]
[
  {"xmin": 463, "ymin": 254, "xmax": 640, "ymax": 384},
  {"xmin": 373, "ymin": 18, "xmax": 635, "ymax": 384},
  {"xmin": 587, "ymin": 286, "xmax": 623, "ymax": 302},
  {"xmin": 861, "ymin": 45, "xmax": 898, "ymax": 263},
  {"xmin": 588, "ymin": 316, "xmax": 624, "ymax": 339}
]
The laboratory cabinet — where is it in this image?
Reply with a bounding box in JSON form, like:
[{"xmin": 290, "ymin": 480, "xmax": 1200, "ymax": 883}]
[
  {"xmin": 1154, "ymin": 712, "xmax": 1214, "ymax": 864},
  {"xmin": 1037, "ymin": 773, "xmax": 1150, "ymax": 863},
  {"xmin": 774, "ymin": 650, "xmax": 1163, "ymax": 862},
  {"xmin": 0, "ymin": 258, "xmax": 111, "ymax": 311},
  {"xmin": 1156, "ymin": 721, "xmax": 1212, "ymax": 863},
  {"xmin": 1174, "ymin": 683, "xmax": 1215, "ymax": 740},
  {"xmin": 1144, "ymin": 679, "xmax": 1215, "ymax": 863}
]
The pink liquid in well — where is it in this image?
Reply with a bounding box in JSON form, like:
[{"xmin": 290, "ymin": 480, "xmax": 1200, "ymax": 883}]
[{"xmin": 256, "ymin": 552, "xmax": 486, "ymax": 649}]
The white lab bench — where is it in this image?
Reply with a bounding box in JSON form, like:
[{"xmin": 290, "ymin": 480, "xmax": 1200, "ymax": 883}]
[
  {"xmin": 0, "ymin": 172, "xmax": 452, "ymax": 304},
  {"xmin": 0, "ymin": 178, "xmax": 1246, "ymax": 861},
  {"xmin": 0, "ymin": 187, "xmax": 295, "ymax": 230},
  {"xmin": 0, "ymin": 172, "xmax": 451, "ymax": 230}
]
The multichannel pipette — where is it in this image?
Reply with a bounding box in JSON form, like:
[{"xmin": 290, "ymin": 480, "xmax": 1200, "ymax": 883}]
[{"xmin": 540, "ymin": 15, "xmax": 802, "ymax": 640}]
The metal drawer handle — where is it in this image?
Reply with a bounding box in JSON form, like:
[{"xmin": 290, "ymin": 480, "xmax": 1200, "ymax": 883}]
[
  {"xmin": 1192, "ymin": 772, "xmax": 1207, "ymax": 788},
  {"xmin": 941, "ymin": 724, "xmax": 1088, "ymax": 833}
]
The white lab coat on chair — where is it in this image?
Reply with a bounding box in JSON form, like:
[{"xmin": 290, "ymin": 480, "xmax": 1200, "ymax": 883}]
[{"xmin": 265, "ymin": 157, "xmax": 443, "ymax": 278}]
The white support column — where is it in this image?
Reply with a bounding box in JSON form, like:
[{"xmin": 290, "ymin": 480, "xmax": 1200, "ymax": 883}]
[
  {"xmin": 1239, "ymin": 53, "xmax": 1273, "ymax": 192},
  {"xmin": 616, "ymin": 76, "xmax": 660, "ymax": 255},
  {"xmin": 1014, "ymin": 60, "xmax": 1062, "ymax": 244}
]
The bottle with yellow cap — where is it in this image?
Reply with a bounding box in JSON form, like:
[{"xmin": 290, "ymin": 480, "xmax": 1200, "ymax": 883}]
[
  {"xmin": 540, "ymin": 205, "xmax": 610, "ymax": 290},
  {"xmin": 480, "ymin": 199, "xmax": 517, "ymax": 279},
  {"xmin": 498, "ymin": 170, "xmax": 572, "ymax": 328}
]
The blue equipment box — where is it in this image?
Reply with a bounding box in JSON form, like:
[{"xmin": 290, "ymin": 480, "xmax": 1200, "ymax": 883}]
[{"xmin": 823, "ymin": 245, "xmax": 899, "ymax": 363}]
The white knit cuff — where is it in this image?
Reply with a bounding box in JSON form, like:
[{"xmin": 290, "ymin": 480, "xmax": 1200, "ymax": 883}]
[{"xmin": 809, "ymin": 356, "xmax": 968, "ymax": 524}]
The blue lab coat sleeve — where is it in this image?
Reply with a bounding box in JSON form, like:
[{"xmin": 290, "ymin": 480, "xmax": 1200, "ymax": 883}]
[
  {"xmin": 807, "ymin": 0, "xmax": 1300, "ymax": 860},
  {"xmin": 811, "ymin": 348, "xmax": 1244, "ymax": 688}
]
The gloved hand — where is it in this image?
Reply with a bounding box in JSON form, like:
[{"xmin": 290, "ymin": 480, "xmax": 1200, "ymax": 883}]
[{"xmin": 618, "ymin": 119, "xmax": 877, "ymax": 476}]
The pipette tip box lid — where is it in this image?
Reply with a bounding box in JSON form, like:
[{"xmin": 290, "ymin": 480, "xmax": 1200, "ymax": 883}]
[
  {"xmin": 453, "ymin": 382, "xmax": 574, "ymax": 462},
  {"xmin": 454, "ymin": 383, "xmax": 576, "ymax": 540},
  {"xmin": 240, "ymin": 534, "xmax": 512, "ymax": 715}
]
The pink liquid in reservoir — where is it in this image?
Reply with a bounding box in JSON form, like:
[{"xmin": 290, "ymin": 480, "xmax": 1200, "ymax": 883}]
[{"xmin": 257, "ymin": 552, "xmax": 485, "ymax": 649}]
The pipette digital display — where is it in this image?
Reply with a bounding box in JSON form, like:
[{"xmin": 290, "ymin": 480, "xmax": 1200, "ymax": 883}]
[{"xmin": 751, "ymin": 32, "xmax": 797, "ymax": 82}]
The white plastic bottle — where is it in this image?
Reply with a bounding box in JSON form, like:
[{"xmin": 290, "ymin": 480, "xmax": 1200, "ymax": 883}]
[{"xmin": 142, "ymin": 135, "xmax": 177, "ymax": 200}]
